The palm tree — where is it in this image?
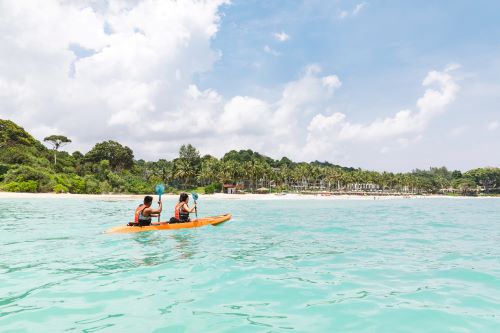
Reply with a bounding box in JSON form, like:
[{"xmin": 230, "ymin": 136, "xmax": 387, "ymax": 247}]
[{"xmin": 174, "ymin": 158, "xmax": 196, "ymax": 188}]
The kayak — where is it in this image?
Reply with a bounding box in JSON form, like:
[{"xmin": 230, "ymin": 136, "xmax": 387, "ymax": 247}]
[{"xmin": 106, "ymin": 214, "xmax": 232, "ymax": 234}]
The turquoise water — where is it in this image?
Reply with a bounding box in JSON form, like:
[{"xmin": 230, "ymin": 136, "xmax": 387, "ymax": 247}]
[{"xmin": 1, "ymin": 198, "xmax": 499, "ymax": 332}]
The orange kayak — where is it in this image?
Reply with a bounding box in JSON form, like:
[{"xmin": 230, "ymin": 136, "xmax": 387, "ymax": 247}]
[{"xmin": 106, "ymin": 214, "xmax": 232, "ymax": 234}]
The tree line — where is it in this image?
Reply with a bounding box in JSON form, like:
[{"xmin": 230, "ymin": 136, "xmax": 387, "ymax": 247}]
[{"xmin": 1, "ymin": 119, "xmax": 499, "ymax": 195}]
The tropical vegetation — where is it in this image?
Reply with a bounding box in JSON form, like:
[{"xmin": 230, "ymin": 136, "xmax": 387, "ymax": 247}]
[{"xmin": 1, "ymin": 119, "xmax": 499, "ymax": 196}]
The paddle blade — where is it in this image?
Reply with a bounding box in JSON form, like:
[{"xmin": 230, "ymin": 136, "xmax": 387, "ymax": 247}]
[
  {"xmin": 191, "ymin": 192, "xmax": 199, "ymax": 201},
  {"xmin": 155, "ymin": 183, "xmax": 165, "ymax": 196}
]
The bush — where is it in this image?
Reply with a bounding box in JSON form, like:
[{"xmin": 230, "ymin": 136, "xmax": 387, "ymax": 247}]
[
  {"xmin": 204, "ymin": 184, "xmax": 216, "ymax": 194},
  {"xmin": 84, "ymin": 175, "xmax": 101, "ymax": 194},
  {"xmin": 99, "ymin": 181, "xmax": 113, "ymax": 193},
  {"xmin": 53, "ymin": 184, "xmax": 68, "ymax": 193},
  {"xmin": 0, "ymin": 164, "xmax": 8, "ymax": 181},
  {"xmin": 107, "ymin": 171, "xmax": 125, "ymax": 191},
  {"xmin": 2, "ymin": 180, "xmax": 38, "ymax": 192},
  {"xmin": 204, "ymin": 183, "xmax": 222, "ymax": 194},
  {"xmin": 3, "ymin": 165, "xmax": 54, "ymax": 192},
  {"xmin": 0, "ymin": 164, "xmax": 9, "ymax": 176},
  {"xmin": 123, "ymin": 179, "xmax": 151, "ymax": 194},
  {"xmin": 69, "ymin": 176, "xmax": 85, "ymax": 194},
  {"xmin": 0, "ymin": 146, "xmax": 33, "ymax": 164}
]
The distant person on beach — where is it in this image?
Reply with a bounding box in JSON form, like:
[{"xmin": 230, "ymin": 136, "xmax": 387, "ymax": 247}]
[
  {"xmin": 129, "ymin": 195, "xmax": 162, "ymax": 226},
  {"xmin": 171, "ymin": 193, "xmax": 196, "ymax": 223}
]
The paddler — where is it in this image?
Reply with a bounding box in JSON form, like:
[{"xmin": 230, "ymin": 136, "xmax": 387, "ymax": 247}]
[
  {"xmin": 171, "ymin": 193, "xmax": 196, "ymax": 222},
  {"xmin": 128, "ymin": 195, "xmax": 162, "ymax": 226}
]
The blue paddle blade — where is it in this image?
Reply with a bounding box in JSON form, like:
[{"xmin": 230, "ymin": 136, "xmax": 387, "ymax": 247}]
[
  {"xmin": 191, "ymin": 192, "xmax": 199, "ymax": 201},
  {"xmin": 155, "ymin": 184, "xmax": 165, "ymax": 195}
]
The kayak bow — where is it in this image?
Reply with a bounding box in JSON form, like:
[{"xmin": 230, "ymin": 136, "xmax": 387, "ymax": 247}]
[{"xmin": 106, "ymin": 214, "xmax": 232, "ymax": 234}]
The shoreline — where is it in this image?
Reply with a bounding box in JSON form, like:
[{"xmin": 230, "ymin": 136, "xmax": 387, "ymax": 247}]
[{"xmin": 0, "ymin": 191, "xmax": 497, "ymax": 201}]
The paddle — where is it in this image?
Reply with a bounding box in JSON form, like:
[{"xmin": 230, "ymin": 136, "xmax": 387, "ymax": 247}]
[
  {"xmin": 191, "ymin": 192, "xmax": 199, "ymax": 218},
  {"xmin": 155, "ymin": 183, "xmax": 165, "ymax": 222}
]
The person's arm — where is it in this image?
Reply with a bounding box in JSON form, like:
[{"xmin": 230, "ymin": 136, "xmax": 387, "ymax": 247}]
[
  {"xmin": 183, "ymin": 203, "xmax": 196, "ymax": 213},
  {"xmin": 148, "ymin": 200, "xmax": 163, "ymax": 215}
]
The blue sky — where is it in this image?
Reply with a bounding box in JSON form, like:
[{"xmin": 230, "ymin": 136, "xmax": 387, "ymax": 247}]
[
  {"xmin": 207, "ymin": 1, "xmax": 500, "ymax": 94},
  {"xmin": 0, "ymin": 0, "xmax": 498, "ymax": 171},
  {"xmin": 201, "ymin": 0, "xmax": 500, "ymax": 170}
]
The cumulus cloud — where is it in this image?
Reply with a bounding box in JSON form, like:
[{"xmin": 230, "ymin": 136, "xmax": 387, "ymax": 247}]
[
  {"xmin": 304, "ymin": 67, "xmax": 459, "ymax": 159},
  {"xmin": 0, "ymin": 0, "xmax": 227, "ymax": 156},
  {"xmin": 0, "ymin": 0, "xmax": 459, "ymax": 165},
  {"xmin": 274, "ymin": 31, "xmax": 290, "ymax": 42}
]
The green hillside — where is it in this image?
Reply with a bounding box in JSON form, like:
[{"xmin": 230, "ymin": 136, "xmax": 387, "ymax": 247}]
[{"xmin": 0, "ymin": 118, "xmax": 499, "ymax": 195}]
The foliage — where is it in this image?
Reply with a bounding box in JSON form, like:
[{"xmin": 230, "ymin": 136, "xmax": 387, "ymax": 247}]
[
  {"xmin": 0, "ymin": 164, "xmax": 9, "ymax": 179},
  {"xmin": 84, "ymin": 140, "xmax": 134, "ymax": 171},
  {"xmin": 1, "ymin": 119, "xmax": 499, "ymax": 196},
  {"xmin": 2, "ymin": 180, "xmax": 38, "ymax": 192},
  {"xmin": 0, "ymin": 119, "xmax": 45, "ymax": 149},
  {"xmin": 70, "ymin": 176, "xmax": 86, "ymax": 194},
  {"xmin": 53, "ymin": 184, "xmax": 69, "ymax": 193},
  {"xmin": 43, "ymin": 135, "xmax": 72, "ymax": 150},
  {"xmin": 204, "ymin": 183, "xmax": 216, "ymax": 194}
]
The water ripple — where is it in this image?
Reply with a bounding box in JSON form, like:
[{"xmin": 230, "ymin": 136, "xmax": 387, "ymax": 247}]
[{"xmin": 0, "ymin": 198, "xmax": 499, "ymax": 332}]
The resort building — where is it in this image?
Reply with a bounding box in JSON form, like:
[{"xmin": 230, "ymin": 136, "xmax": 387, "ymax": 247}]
[{"xmin": 223, "ymin": 183, "xmax": 244, "ymax": 194}]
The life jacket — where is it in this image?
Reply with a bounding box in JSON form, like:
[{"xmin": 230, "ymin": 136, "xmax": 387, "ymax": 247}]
[
  {"xmin": 174, "ymin": 202, "xmax": 190, "ymax": 222},
  {"xmin": 134, "ymin": 204, "xmax": 152, "ymax": 224}
]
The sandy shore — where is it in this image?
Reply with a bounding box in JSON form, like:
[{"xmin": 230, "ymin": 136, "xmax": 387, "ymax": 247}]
[{"xmin": 0, "ymin": 191, "xmax": 495, "ymax": 201}]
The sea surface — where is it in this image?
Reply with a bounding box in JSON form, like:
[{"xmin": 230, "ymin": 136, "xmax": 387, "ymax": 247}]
[{"xmin": 1, "ymin": 197, "xmax": 499, "ymax": 332}]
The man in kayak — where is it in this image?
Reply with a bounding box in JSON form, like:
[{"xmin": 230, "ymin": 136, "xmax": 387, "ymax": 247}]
[
  {"xmin": 129, "ymin": 195, "xmax": 162, "ymax": 226},
  {"xmin": 171, "ymin": 193, "xmax": 196, "ymax": 223}
]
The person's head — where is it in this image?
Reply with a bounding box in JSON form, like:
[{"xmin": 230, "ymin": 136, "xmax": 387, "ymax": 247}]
[
  {"xmin": 143, "ymin": 195, "xmax": 153, "ymax": 207},
  {"xmin": 179, "ymin": 193, "xmax": 189, "ymax": 203}
]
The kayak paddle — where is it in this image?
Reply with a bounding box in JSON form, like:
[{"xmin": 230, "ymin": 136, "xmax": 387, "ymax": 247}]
[
  {"xmin": 155, "ymin": 183, "xmax": 165, "ymax": 222},
  {"xmin": 191, "ymin": 192, "xmax": 199, "ymax": 218}
]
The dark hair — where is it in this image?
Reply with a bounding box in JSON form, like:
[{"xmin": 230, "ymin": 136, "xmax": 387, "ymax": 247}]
[
  {"xmin": 144, "ymin": 196, "xmax": 153, "ymax": 205},
  {"xmin": 179, "ymin": 193, "xmax": 189, "ymax": 203}
]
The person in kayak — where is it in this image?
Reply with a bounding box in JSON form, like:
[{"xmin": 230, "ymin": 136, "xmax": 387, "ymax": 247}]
[
  {"xmin": 171, "ymin": 193, "xmax": 196, "ymax": 222},
  {"xmin": 129, "ymin": 195, "xmax": 162, "ymax": 226}
]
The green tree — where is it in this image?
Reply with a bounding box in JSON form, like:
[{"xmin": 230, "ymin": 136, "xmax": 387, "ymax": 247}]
[
  {"xmin": 464, "ymin": 168, "xmax": 500, "ymax": 193},
  {"xmin": 43, "ymin": 135, "xmax": 72, "ymax": 165},
  {"xmin": 175, "ymin": 144, "xmax": 201, "ymax": 187},
  {"xmin": 84, "ymin": 140, "xmax": 134, "ymax": 171},
  {"xmin": 179, "ymin": 144, "xmax": 201, "ymax": 170}
]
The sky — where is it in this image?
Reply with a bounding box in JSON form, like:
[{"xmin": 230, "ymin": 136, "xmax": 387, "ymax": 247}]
[{"xmin": 0, "ymin": 0, "xmax": 499, "ymax": 171}]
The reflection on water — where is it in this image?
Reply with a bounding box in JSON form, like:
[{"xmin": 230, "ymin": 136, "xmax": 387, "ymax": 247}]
[
  {"xmin": 129, "ymin": 231, "xmax": 197, "ymax": 267},
  {"xmin": 171, "ymin": 233, "xmax": 196, "ymax": 260}
]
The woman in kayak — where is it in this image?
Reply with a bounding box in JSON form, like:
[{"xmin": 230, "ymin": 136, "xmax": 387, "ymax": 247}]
[
  {"xmin": 173, "ymin": 193, "xmax": 196, "ymax": 222},
  {"xmin": 129, "ymin": 195, "xmax": 162, "ymax": 226}
]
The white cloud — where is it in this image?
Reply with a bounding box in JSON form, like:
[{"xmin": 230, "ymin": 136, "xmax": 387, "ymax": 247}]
[
  {"xmin": 0, "ymin": 0, "xmax": 227, "ymax": 155},
  {"xmin": 0, "ymin": 1, "xmax": 461, "ymax": 166},
  {"xmin": 338, "ymin": 2, "xmax": 367, "ymax": 19},
  {"xmin": 219, "ymin": 96, "xmax": 272, "ymax": 134},
  {"xmin": 445, "ymin": 62, "xmax": 461, "ymax": 72},
  {"xmin": 488, "ymin": 121, "xmax": 499, "ymax": 131},
  {"xmin": 353, "ymin": 2, "xmax": 367, "ymax": 15},
  {"xmin": 274, "ymin": 31, "xmax": 290, "ymax": 42},
  {"xmin": 337, "ymin": 10, "xmax": 349, "ymax": 19},
  {"xmin": 263, "ymin": 45, "xmax": 280, "ymax": 56},
  {"xmin": 304, "ymin": 67, "xmax": 459, "ymax": 159}
]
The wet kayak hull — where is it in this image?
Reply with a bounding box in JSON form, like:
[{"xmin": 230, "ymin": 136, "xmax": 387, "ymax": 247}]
[{"xmin": 106, "ymin": 214, "xmax": 232, "ymax": 234}]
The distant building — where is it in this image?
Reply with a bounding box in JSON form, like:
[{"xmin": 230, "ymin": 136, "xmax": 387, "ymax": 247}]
[
  {"xmin": 223, "ymin": 183, "xmax": 244, "ymax": 194},
  {"xmin": 347, "ymin": 183, "xmax": 380, "ymax": 192}
]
